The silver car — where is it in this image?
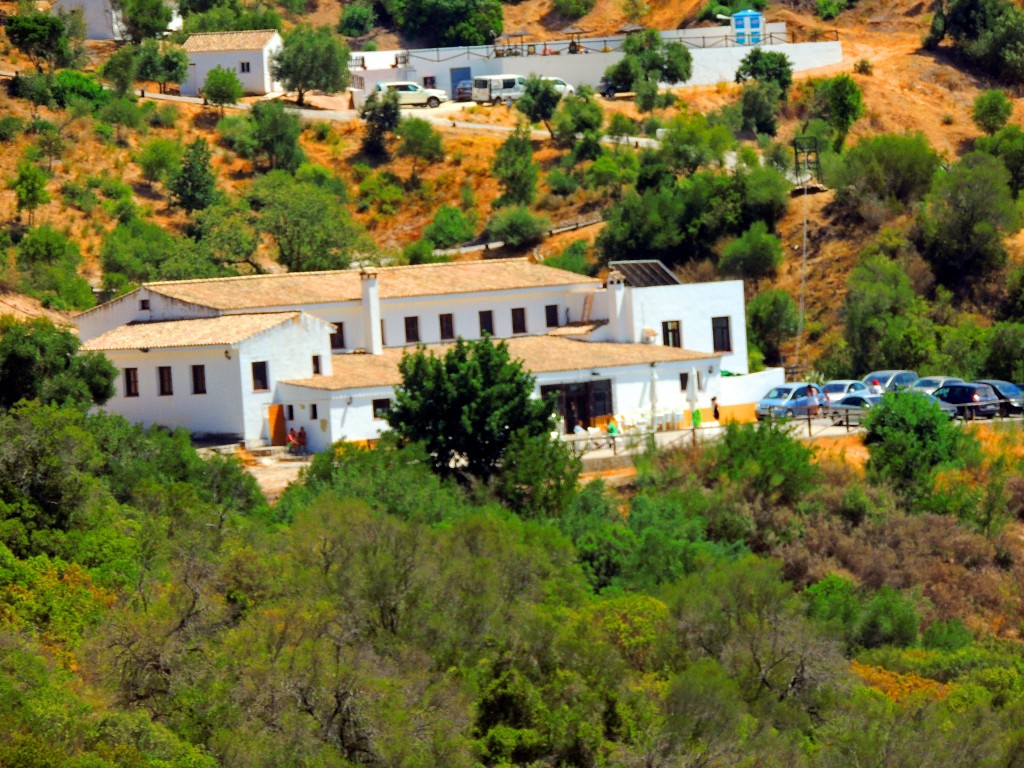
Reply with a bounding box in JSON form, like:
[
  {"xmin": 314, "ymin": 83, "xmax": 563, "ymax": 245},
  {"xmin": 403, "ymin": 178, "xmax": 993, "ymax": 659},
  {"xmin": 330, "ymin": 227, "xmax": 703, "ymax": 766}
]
[
  {"xmin": 910, "ymin": 376, "xmax": 963, "ymax": 395},
  {"xmin": 829, "ymin": 394, "xmax": 883, "ymax": 426},
  {"xmin": 755, "ymin": 383, "xmax": 824, "ymax": 421}
]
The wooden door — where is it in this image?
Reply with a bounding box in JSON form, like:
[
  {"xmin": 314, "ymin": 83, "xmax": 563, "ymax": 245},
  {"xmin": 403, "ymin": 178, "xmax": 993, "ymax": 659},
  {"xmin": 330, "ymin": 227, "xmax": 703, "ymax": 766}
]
[{"xmin": 268, "ymin": 404, "xmax": 286, "ymax": 446}]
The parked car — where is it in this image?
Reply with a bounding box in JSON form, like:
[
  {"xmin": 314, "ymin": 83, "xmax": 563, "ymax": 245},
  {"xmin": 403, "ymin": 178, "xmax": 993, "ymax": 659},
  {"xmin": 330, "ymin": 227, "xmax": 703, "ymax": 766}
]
[
  {"xmin": 861, "ymin": 370, "xmax": 918, "ymax": 393},
  {"xmin": 828, "ymin": 394, "xmax": 883, "ymax": 426},
  {"xmin": 472, "ymin": 74, "xmax": 527, "ymax": 104},
  {"xmin": 973, "ymin": 379, "xmax": 1024, "ymax": 416},
  {"xmin": 822, "ymin": 379, "xmax": 868, "ymax": 404},
  {"xmin": 755, "ymin": 383, "xmax": 824, "ymax": 421},
  {"xmin": 455, "ymin": 79, "xmax": 474, "ymax": 101},
  {"xmin": 932, "ymin": 382, "xmax": 1000, "ymax": 419},
  {"xmin": 909, "ymin": 376, "xmax": 963, "ymax": 395},
  {"xmin": 540, "ymin": 76, "xmax": 576, "ymax": 97},
  {"xmin": 373, "ymin": 81, "xmax": 448, "ymax": 108},
  {"xmin": 919, "ymin": 393, "xmax": 959, "ymax": 420}
]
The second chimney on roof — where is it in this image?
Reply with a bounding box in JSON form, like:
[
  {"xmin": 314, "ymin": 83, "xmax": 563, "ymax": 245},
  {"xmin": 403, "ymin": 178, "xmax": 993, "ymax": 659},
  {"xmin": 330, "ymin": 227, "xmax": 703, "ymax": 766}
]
[{"xmin": 361, "ymin": 269, "xmax": 383, "ymax": 355}]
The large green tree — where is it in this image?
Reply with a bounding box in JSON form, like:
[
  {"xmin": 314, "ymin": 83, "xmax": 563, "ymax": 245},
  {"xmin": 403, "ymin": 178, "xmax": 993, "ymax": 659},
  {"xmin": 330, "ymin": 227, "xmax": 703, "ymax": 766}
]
[
  {"xmin": 746, "ymin": 288, "xmax": 799, "ymax": 366},
  {"xmin": 359, "ymin": 90, "xmax": 401, "ymax": 156},
  {"xmin": 170, "ymin": 137, "xmax": 217, "ymax": 213},
  {"xmin": 387, "ymin": 337, "xmax": 555, "ymax": 482},
  {"xmin": 603, "ymin": 29, "xmax": 692, "ymax": 111},
  {"xmin": 0, "ymin": 318, "xmax": 116, "ymax": 410},
  {"xmin": 516, "ymin": 76, "xmax": 561, "ymax": 139},
  {"xmin": 114, "ymin": 0, "xmax": 173, "ymax": 43},
  {"xmin": 735, "ymin": 48, "xmax": 794, "ymax": 97},
  {"xmin": 99, "ymin": 45, "xmax": 139, "ymax": 97},
  {"xmin": 203, "ymin": 65, "xmax": 243, "ymax": 112},
  {"xmin": 6, "ymin": 13, "xmax": 67, "ymax": 72},
  {"xmin": 251, "ymin": 101, "xmax": 304, "ymax": 171},
  {"xmin": 492, "ymin": 123, "xmax": 538, "ymax": 207},
  {"xmin": 271, "ymin": 24, "xmax": 350, "ymax": 106},
  {"xmin": 9, "ymin": 160, "xmax": 50, "ymax": 225},
  {"xmin": 136, "ymin": 39, "xmax": 189, "ymax": 93},
  {"xmin": 249, "ymin": 171, "xmax": 370, "ymax": 271},
  {"xmin": 918, "ymin": 151, "xmax": 1019, "ymax": 288},
  {"xmin": 396, "ymin": 117, "xmax": 443, "ymax": 182}
]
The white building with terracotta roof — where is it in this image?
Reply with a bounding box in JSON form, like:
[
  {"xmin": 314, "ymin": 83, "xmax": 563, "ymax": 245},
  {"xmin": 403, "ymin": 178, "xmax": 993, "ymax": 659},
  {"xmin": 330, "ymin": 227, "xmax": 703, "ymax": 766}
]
[
  {"xmin": 180, "ymin": 30, "xmax": 283, "ymax": 97},
  {"xmin": 77, "ymin": 259, "xmax": 782, "ymax": 451}
]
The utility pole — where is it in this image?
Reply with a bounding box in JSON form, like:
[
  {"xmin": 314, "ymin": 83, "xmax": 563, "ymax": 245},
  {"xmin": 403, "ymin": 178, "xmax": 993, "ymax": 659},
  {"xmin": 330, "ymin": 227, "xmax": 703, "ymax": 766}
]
[{"xmin": 791, "ymin": 136, "xmax": 820, "ymax": 375}]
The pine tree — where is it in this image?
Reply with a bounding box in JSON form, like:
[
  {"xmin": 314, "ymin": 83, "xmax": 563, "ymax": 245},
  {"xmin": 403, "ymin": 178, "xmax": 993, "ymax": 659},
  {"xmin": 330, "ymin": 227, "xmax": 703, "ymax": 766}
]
[{"xmin": 170, "ymin": 138, "xmax": 217, "ymax": 213}]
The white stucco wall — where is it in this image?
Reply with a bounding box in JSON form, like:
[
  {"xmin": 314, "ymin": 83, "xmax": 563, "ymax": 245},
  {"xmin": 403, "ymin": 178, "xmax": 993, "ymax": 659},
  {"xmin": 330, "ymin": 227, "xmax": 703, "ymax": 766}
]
[
  {"xmin": 100, "ymin": 348, "xmax": 247, "ymax": 438},
  {"xmin": 235, "ymin": 314, "xmax": 333, "ymax": 445},
  {"xmin": 618, "ymin": 281, "xmax": 749, "ymax": 375},
  {"xmin": 52, "ymin": 0, "xmax": 119, "ymax": 40},
  {"xmin": 77, "ymin": 288, "xmax": 218, "ymax": 343},
  {"xmin": 181, "ymin": 35, "xmax": 282, "ymax": 97},
  {"xmin": 278, "ymin": 385, "xmax": 396, "ymax": 451}
]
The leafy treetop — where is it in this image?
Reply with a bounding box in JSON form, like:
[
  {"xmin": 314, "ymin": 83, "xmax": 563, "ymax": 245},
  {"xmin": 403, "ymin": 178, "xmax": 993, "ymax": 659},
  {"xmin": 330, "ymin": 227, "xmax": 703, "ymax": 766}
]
[{"xmin": 271, "ymin": 24, "xmax": 351, "ymax": 107}]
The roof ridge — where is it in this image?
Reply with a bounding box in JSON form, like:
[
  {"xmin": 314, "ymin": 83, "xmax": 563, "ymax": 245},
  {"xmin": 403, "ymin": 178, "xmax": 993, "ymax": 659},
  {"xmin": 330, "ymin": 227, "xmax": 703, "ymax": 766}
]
[
  {"xmin": 144, "ymin": 258, "xmax": 540, "ymax": 289},
  {"xmin": 184, "ymin": 29, "xmax": 279, "ymax": 36}
]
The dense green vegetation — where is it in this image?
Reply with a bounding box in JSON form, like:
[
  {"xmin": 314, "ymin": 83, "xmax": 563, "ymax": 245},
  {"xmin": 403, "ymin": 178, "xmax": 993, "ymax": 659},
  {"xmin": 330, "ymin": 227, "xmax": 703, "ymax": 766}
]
[{"xmin": 4, "ymin": 315, "xmax": 1024, "ymax": 766}]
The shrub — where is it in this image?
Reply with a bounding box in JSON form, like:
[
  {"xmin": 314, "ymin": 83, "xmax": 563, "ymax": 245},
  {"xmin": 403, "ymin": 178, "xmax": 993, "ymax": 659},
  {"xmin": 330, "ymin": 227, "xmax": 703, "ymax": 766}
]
[
  {"xmin": 746, "ymin": 288, "xmax": 798, "ymax": 366},
  {"xmin": 815, "ymin": 0, "xmax": 844, "ymax": 20},
  {"xmin": 485, "ymin": 206, "xmax": 550, "ymax": 248},
  {"xmin": 423, "ymin": 205, "xmax": 475, "ymax": 248},
  {"xmin": 544, "ymin": 240, "xmax": 590, "ymax": 275},
  {"xmin": 310, "ymin": 121, "xmax": 334, "ymax": 141},
  {"xmin": 337, "ymin": 1, "xmax": 376, "ymax": 36},
  {"xmin": 15, "ymin": 226, "xmax": 94, "ymax": 310},
  {"xmin": 923, "ymin": 618, "xmax": 973, "ymax": 651},
  {"xmin": 553, "ymin": 0, "xmax": 596, "ymax": 17},
  {"xmin": 972, "ymin": 89, "xmax": 1013, "ymax": 135},
  {"xmin": 50, "ymin": 70, "xmax": 106, "ymax": 108},
  {"xmin": 0, "ymin": 115, "xmax": 24, "ymax": 142},
  {"xmin": 735, "ymin": 48, "xmax": 793, "ymax": 96},
  {"xmin": 147, "ymin": 103, "xmax": 179, "ymax": 128},
  {"xmin": 216, "ymin": 114, "xmax": 257, "ymax": 158},
  {"xmin": 546, "ymin": 167, "xmax": 580, "ymax": 196},
  {"xmin": 828, "ymin": 132, "xmax": 940, "ymax": 222},
  {"xmin": 855, "ymin": 587, "xmax": 919, "ymax": 648},
  {"xmin": 862, "ymin": 391, "xmax": 970, "ymax": 495},
  {"xmin": 701, "ymin": 419, "xmax": 819, "ymax": 505},
  {"xmin": 60, "ymin": 181, "xmax": 98, "ymax": 214},
  {"xmin": 854, "ymin": 58, "xmax": 873, "ymax": 74},
  {"xmin": 740, "ymin": 81, "xmax": 782, "ymax": 135},
  {"xmin": 719, "ymin": 221, "xmax": 783, "ymax": 278},
  {"xmin": 402, "ymin": 237, "xmax": 449, "ymax": 264}
]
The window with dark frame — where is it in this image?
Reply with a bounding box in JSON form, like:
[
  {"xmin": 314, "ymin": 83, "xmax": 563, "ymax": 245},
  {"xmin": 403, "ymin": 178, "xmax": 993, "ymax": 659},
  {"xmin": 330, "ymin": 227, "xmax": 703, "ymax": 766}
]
[
  {"xmin": 545, "ymin": 304, "xmax": 559, "ymax": 328},
  {"xmin": 712, "ymin": 317, "xmax": 732, "ymax": 352},
  {"xmin": 240, "ymin": 61, "xmax": 251, "ymax": 73},
  {"xmin": 372, "ymin": 398, "xmax": 391, "ymax": 419},
  {"xmin": 330, "ymin": 323, "xmax": 345, "ymax": 350},
  {"xmin": 312, "ymin": 355, "xmax": 321, "ymax": 375},
  {"xmin": 191, "ymin": 364, "xmax": 206, "ymax": 395},
  {"xmin": 511, "ymin": 307, "xmax": 527, "ymax": 334},
  {"xmin": 679, "ymin": 373, "xmax": 689, "ymax": 392},
  {"xmin": 124, "ymin": 368, "xmax": 139, "ymax": 397},
  {"xmin": 662, "ymin": 320, "xmax": 681, "ymax": 348},
  {"xmin": 139, "ymin": 299, "xmax": 150, "ymax": 310},
  {"xmin": 479, "ymin": 310, "xmax": 494, "ymax": 336},
  {"xmin": 286, "ymin": 405, "xmax": 294, "ymax": 420},
  {"xmin": 158, "ymin": 366, "xmax": 173, "ymax": 396},
  {"xmin": 404, "ymin": 316, "xmax": 420, "ymax": 343},
  {"xmin": 252, "ymin": 361, "xmax": 269, "ymax": 391},
  {"xmin": 310, "ymin": 404, "xmax": 318, "ymax": 419},
  {"xmin": 439, "ymin": 313, "xmax": 454, "ymax": 340}
]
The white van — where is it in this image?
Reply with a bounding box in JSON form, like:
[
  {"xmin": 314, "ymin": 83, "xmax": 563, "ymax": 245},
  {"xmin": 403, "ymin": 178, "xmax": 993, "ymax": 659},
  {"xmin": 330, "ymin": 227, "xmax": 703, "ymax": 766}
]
[{"xmin": 472, "ymin": 74, "xmax": 527, "ymax": 105}]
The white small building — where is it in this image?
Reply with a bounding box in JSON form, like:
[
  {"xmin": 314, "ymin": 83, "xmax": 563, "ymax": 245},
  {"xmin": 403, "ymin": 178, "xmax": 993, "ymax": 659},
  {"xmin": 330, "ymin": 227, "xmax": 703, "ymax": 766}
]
[
  {"xmin": 52, "ymin": 0, "xmax": 182, "ymax": 41},
  {"xmin": 180, "ymin": 29, "xmax": 283, "ymax": 97},
  {"xmin": 78, "ymin": 259, "xmax": 782, "ymax": 451}
]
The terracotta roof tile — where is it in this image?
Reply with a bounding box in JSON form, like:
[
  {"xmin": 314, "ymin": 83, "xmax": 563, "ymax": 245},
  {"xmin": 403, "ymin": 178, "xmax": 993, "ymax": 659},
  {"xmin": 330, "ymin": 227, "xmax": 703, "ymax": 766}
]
[
  {"xmin": 81, "ymin": 312, "xmax": 304, "ymax": 351},
  {"xmin": 283, "ymin": 336, "xmax": 719, "ymax": 391},
  {"xmin": 182, "ymin": 30, "xmax": 279, "ymax": 53},
  {"xmin": 142, "ymin": 259, "xmax": 600, "ymax": 311},
  {"xmin": 546, "ymin": 320, "xmax": 608, "ymax": 337}
]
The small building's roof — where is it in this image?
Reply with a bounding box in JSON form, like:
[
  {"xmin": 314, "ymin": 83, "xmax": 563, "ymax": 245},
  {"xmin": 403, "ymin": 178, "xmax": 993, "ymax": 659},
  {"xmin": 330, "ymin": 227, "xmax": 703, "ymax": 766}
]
[
  {"xmin": 182, "ymin": 29, "xmax": 279, "ymax": 53},
  {"xmin": 135, "ymin": 259, "xmax": 599, "ymax": 312},
  {"xmin": 609, "ymin": 260, "xmax": 680, "ymax": 287},
  {"xmin": 81, "ymin": 312, "xmax": 305, "ymax": 351},
  {"xmin": 284, "ymin": 336, "xmax": 718, "ymax": 392},
  {"xmin": 545, "ymin": 320, "xmax": 608, "ymax": 337}
]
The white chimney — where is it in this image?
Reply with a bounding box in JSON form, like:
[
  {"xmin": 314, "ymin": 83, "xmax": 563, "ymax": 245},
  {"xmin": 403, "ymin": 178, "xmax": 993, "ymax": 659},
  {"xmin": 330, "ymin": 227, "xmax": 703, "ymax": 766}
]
[
  {"xmin": 606, "ymin": 269, "xmax": 629, "ymax": 342},
  {"xmin": 361, "ymin": 269, "xmax": 383, "ymax": 355}
]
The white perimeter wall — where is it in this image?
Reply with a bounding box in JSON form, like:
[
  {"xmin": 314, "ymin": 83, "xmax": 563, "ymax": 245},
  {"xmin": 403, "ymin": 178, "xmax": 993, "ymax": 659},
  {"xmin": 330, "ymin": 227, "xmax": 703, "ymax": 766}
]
[
  {"xmin": 621, "ymin": 281, "xmax": 749, "ymax": 375},
  {"xmin": 353, "ymin": 31, "xmax": 842, "ymax": 100},
  {"xmin": 182, "ymin": 37, "xmax": 282, "ymax": 97},
  {"xmin": 718, "ymin": 366, "xmax": 785, "ymax": 406},
  {"xmin": 99, "ymin": 348, "xmax": 246, "ymax": 438}
]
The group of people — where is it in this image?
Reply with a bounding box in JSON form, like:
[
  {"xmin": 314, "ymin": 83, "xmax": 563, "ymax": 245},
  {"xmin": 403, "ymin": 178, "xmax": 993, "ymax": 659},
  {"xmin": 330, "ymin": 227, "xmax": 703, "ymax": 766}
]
[{"xmin": 286, "ymin": 427, "xmax": 307, "ymax": 455}]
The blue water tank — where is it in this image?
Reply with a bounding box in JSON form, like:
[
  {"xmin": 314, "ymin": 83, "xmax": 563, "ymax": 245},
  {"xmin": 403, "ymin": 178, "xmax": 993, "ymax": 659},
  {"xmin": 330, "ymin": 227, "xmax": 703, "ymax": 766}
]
[{"xmin": 731, "ymin": 10, "xmax": 764, "ymax": 45}]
